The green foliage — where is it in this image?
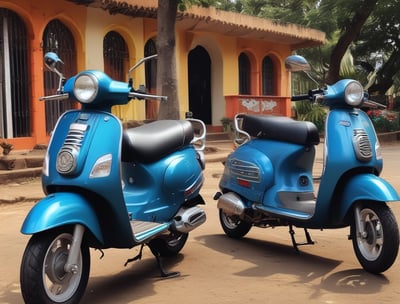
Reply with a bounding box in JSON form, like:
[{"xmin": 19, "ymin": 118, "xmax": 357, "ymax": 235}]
[
  {"xmin": 294, "ymin": 101, "xmax": 326, "ymax": 133},
  {"xmin": 218, "ymin": 1, "xmax": 400, "ymax": 95}
]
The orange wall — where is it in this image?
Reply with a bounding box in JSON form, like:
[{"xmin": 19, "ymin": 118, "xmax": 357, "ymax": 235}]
[{"xmin": 0, "ymin": 0, "xmax": 86, "ymax": 150}]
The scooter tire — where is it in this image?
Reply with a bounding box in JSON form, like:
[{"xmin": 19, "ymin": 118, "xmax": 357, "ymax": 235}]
[
  {"xmin": 20, "ymin": 227, "xmax": 90, "ymax": 304},
  {"xmin": 351, "ymin": 201, "xmax": 399, "ymax": 274},
  {"xmin": 148, "ymin": 232, "xmax": 188, "ymax": 257},
  {"xmin": 219, "ymin": 209, "xmax": 252, "ymax": 238}
]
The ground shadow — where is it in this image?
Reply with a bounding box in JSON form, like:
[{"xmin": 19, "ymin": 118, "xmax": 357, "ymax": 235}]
[
  {"xmin": 80, "ymin": 253, "xmax": 184, "ymax": 303},
  {"xmin": 196, "ymin": 234, "xmax": 389, "ymax": 295}
]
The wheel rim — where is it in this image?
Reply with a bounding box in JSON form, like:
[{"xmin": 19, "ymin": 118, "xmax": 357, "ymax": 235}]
[
  {"xmin": 43, "ymin": 233, "xmax": 83, "ymax": 302},
  {"xmin": 221, "ymin": 212, "xmax": 240, "ymax": 229},
  {"xmin": 356, "ymin": 208, "xmax": 383, "ymax": 261},
  {"xmin": 166, "ymin": 233, "xmax": 185, "ymax": 248}
]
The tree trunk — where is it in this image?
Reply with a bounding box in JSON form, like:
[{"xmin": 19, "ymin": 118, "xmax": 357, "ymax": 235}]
[
  {"xmin": 368, "ymin": 49, "xmax": 400, "ymax": 95},
  {"xmin": 326, "ymin": 0, "xmax": 377, "ymax": 84},
  {"xmin": 156, "ymin": 0, "xmax": 180, "ymax": 120}
]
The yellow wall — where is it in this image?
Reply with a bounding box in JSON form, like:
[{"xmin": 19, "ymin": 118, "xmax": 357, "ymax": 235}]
[{"xmin": 85, "ymin": 8, "xmax": 147, "ymax": 121}]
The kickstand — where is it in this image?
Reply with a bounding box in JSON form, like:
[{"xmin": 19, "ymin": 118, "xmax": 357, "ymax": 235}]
[
  {"xmin": 124, "ymin": 244, "xmax": 145, "ymax": 266},
  {"xmin": 150, "ymin": 247, "xmax": 180, "ymax": 279},
  {"xmin": 289, "ymin": 225, "xmax": 314, "ymax": 252}
]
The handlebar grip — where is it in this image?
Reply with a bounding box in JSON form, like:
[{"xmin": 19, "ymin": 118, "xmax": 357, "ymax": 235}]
[{"xmin": 291, "ymin": 94, "xmax": 311, "ymax": 101}]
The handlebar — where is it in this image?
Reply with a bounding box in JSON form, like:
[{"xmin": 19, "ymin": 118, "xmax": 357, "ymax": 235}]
[
  {"xmin": 39, "ymin": 93, "xmax": 69, "ymax": 101},
  {"xmin": 291, "ymin": 89, "xmax": 324, "ymax": 102},
  {"xmin": 363, "ymin": 99, "xmax": 386, "ymax": 109},
  {"xmin": 129, "ymin": 91, "xmax": 168, "ymax": 102}
]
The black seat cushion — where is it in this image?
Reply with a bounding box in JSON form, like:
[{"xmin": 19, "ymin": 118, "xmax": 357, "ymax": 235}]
[
  {"xmin": 121, "ymin": 120, "xmax": 194, "ymax": 163},
  {"xmin": 241, "ymin": 115, "xmax": 320, "ymax": 145}
]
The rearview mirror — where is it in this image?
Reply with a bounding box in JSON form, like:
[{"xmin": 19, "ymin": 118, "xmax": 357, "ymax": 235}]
[{"xmin": 285, "ymin": 55, "xmax": 311, "ymax": 72}]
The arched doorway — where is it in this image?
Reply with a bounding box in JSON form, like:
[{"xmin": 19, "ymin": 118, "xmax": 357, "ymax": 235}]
[{"xmin": 188, "ymin": 46, "xmax": 211, "ymax": 124}]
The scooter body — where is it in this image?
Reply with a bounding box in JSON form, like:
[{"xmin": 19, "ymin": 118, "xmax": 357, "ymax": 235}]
[
  {"xmin": 216, "ymin": 55, "xmax": 399, "ymax": 274},
  {"xmin": 20, "ymin": 53, "xmax": 206, "ymax": 304}
]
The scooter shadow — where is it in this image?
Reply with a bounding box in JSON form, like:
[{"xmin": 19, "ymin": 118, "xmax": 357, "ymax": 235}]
[
  {"xmin": 80, "ymin": 253, "xmax": 185, "ymax": 303},
  {"xmin": 196, "ymin": 234, "xmax": 389, "ymax": 295}
]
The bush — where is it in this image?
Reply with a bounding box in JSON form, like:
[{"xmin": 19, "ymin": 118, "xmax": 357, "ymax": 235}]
[{"xmin": 367, "ymin": 110, "xmax": 400, "ymax": 132}]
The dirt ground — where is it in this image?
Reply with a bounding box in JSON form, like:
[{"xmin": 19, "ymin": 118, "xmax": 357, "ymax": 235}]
[{"xmin": 1, "ymin": 143, "xmax": 400, "ymax": 303}]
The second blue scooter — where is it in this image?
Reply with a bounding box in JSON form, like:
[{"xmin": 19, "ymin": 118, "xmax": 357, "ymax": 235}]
[{"xmin": 215, "ymin": 55, "xmax": 399, "ymax": 274}]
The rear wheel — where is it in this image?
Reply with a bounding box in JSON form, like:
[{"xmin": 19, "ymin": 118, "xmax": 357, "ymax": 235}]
[
  {"xmin": 148, "ymin": 232, "xmax": 188, "ymax": 257},
  {"xmin": 219, "ymin": 209, "xmax": 252, "ymax": 238},
  {"xmin": 20, "ymin": 228, "xmax": 90, "ymax": 304},
  {"xmin": 351, "ymin": 202, "xmax": 399, "ymax": 274}
]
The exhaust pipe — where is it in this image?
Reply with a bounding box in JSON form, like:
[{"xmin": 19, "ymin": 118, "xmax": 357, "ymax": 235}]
[
  {"xmin": 217, "ymin": 192, "xmax": 245, "ymax": 216},
  {"xmin": 172, "ymin": 206, "xmax": 206, "ymax": 233}
]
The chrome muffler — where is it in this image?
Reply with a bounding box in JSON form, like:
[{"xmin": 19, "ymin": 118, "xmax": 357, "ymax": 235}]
[
  {"xmin": 172, "ymin": 206, "xmax": 206, "ymax": 233},
  {"xmin": 217, "ymin": 192, "xmax": 245, "ymax": 216}
]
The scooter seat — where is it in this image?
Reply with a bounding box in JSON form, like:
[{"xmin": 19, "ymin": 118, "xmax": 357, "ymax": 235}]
[
  {"xmin": 241, "ymin": 115, "xmax": 320, "ymax": 145},
  {"xmin": 121, "ymin": 120, "xmax": 194, "ymax": 163}
]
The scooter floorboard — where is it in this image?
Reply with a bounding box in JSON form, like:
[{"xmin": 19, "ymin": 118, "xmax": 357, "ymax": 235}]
[{"xmin": 130, "ymin": 221, "xmax": 169, "ymax": 242}]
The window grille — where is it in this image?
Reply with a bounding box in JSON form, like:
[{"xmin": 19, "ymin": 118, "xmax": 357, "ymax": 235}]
[
  {"xmin": 262, "ymin": 56, "xmax": 275, "ymax": 95},
  {"xmin": 42, "ymin": 19, "xmax": 77, "ymax": 134},
  {"xmin": 0, "ymin": 8, "xmax": 30, "ymax": 138},
  {"xmin": 238, "ymin": 53, "xmax": 250, "ymax": 95}
]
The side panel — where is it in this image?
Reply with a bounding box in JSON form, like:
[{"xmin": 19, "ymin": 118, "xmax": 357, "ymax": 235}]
[
  {"xmin": 123, "ymin": 147, "xmax": 203, "ymax": 221},
  {"xmin": 21, "ymin": 192, "xmax": 103, "ymax": 244},
  {"xmin": 219, "ymin": 144, "xmax": 273, "ymax": 203},
  {"xmin": 339, "ymin": 174, "xmax": 400, "ymax": 219}
]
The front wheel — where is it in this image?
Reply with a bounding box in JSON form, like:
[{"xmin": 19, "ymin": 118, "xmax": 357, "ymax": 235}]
[
  {"xmin": 219, "ymin": 209, "xmax": 252, "ymax": 238},
  {"xmin": 20, "ymin": 228, "xmax": 90, "ymax": 304},
  {"xmin": 351, "ymin": 202, "xmax": 399, "ymax": 274}
]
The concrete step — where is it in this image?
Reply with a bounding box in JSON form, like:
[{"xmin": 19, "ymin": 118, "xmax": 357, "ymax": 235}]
[{"xmin": 206, "ymin": 132, "xmax": 232, "ymax": 142}]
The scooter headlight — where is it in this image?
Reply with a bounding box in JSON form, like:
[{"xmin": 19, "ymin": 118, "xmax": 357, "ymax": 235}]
[
  {"xmin": 345, "ymin": 81, "xmax": 364, "ymax": 107},
  {"xmin": 74, "ymin": 73, "xmax": 98, "ymax": 103}
]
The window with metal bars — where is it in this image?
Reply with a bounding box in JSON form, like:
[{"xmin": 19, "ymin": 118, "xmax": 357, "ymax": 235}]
[
  {"xmin": 0, "ymin": 8, "xmax": 30, "ymax": 138},
  {"xmin": 262, "ymin": 56, "xmax": 275, "ymax": 95},
  {"xmin": 42, "ymin": 19, "xmax": 77, "ymax": 134},
  {"xmin": 238, "ymin": 53, "xmax": 250, "ymax": 95},
  {"xmin": 103, "ymin": 31, "xmax": 129, "ymax": 81}
]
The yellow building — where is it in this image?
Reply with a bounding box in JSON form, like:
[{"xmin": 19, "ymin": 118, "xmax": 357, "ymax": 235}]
[{"xmin": 0, "ymin": 0, "xmax": 325, "ymax": 150}]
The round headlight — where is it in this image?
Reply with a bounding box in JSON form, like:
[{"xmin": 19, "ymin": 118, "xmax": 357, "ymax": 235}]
[
  {"xmin": 345, "ymin": 81, "xmax": 364, "ymax": 106},
  {"xmin": 74, "ymin": 74, "xmax": 98, "ymax": 103}
]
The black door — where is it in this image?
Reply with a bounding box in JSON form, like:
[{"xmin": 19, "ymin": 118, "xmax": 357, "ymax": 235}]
[{"xmin": 188, "ymin": 46, "xmax": 211, "ymax": 124}]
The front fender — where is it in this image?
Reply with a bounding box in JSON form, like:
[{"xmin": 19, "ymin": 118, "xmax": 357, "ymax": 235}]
[
  {"xmin": 21, "ymin": 192, "xmax": 103, "ymax": 244},
  {"xmin": 339, "ymin": 174, "xmax": 400, "ymax": 219}
]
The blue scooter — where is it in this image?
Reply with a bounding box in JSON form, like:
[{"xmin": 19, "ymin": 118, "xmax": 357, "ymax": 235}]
[
  {"xmin": 215, "ymin": 55, "xmax": 399, "ymax": 274},
  {"xmin": 20, "ymin": 52, "xmax": 207, "ymax": 303}
]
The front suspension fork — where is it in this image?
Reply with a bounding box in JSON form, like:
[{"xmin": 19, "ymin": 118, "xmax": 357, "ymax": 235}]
[
  {"xmin": 64, "ymin": 224, "xmax": 85, "ymax": 274},
  {"xmin": 354, "ymin": 204, "xmax": 366, "ymax": 238}
]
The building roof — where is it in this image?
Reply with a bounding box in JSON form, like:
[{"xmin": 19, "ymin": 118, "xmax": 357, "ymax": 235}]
[{"xmin": 67, "ymin": 0, "xmax": 325, "ymax": 49}]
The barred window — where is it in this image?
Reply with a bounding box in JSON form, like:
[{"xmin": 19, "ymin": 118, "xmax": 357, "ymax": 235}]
[
  {"xmin": 103, "ymin": 31, "xmax": 129, "ymax": 81},
  {"xmin": 238, "ymin": 52, "xmax": 250, "ymax": 95},
  {"xmin": 262, "ymin": 56, "xmax": 275, "ymax": 95},
  {"xmin": 43, "ymin": 19, "xmax": 77, "ymax": 133},
  {"xmin": 0, "ymin": 8, "xmax": 30, "ymax": 138}
]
